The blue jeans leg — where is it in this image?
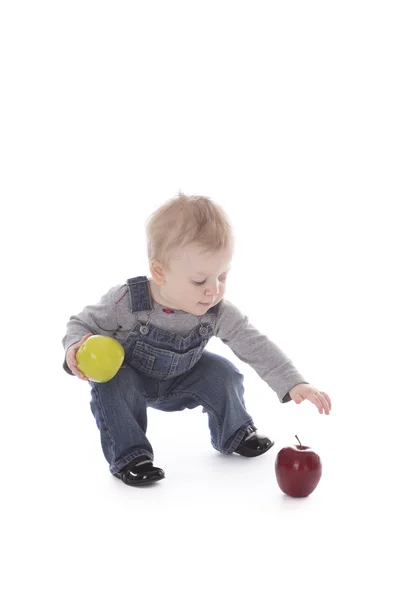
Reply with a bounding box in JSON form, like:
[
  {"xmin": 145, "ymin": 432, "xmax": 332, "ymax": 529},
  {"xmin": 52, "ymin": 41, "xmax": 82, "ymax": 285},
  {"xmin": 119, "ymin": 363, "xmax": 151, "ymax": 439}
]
[
  {"xmin": 89, "ymin": 364, "xmax": 155, "ymax": 474},
  {"xmin": 155, "ymin": 350, "xmax": 254, "ymax": 453}
]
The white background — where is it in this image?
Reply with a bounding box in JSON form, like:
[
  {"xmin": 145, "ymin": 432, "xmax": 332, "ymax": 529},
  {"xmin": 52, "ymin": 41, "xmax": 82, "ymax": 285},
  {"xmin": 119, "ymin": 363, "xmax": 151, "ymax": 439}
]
[{"xmin": 1, "ymin": 1, "xmax": 399, "ymax": 598}]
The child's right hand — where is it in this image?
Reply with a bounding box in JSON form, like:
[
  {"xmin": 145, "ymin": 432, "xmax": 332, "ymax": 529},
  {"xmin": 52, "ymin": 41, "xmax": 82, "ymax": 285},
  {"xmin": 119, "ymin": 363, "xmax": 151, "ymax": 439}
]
[{"xmin": 66, "ymin": 333, "xmax": 93, "ymax": 381}]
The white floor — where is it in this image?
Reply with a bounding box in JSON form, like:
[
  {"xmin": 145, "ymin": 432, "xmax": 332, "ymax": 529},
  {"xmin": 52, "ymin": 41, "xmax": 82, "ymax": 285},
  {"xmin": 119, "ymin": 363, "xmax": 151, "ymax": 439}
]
[{"xmin": 4, "ymin": 328, "xmax": 399, "ymax": 599}]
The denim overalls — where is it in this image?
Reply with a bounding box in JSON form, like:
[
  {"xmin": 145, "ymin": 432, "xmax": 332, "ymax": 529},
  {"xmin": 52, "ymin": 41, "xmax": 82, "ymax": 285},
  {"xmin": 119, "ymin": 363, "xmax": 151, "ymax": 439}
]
[{"xmin": 89, "ymin": 276, "xmax": 254, "ymax": 474}]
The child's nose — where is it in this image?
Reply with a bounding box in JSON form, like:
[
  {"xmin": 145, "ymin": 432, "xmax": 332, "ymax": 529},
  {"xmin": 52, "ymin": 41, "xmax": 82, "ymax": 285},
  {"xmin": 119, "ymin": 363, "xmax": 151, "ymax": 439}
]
[{"xmin": 206, "ymin": 281, "xmax": 220, "ymax": 296}]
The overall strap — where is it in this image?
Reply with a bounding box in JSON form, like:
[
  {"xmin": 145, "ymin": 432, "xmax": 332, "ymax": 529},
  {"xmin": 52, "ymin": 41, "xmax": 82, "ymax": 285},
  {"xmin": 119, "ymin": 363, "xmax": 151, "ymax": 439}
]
[{"xmin": 126, "ymin": 276, "xmax": 153, "ymax": 313}]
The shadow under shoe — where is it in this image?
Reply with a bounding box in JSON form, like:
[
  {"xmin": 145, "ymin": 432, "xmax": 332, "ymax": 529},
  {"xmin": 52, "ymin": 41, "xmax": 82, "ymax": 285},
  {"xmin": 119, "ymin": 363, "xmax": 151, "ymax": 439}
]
[
  {"xmin": 113, "ymin": 456, "xmax": 165, "ymax": 486},
  {"xmin": 234, "ymin": 426, "xmax": 275, "ymax": 457}
]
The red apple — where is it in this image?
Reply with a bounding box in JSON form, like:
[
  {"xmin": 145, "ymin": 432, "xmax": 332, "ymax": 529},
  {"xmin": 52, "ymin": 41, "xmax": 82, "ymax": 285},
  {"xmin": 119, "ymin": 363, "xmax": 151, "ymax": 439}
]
[{"xmin": 275, "ymin": 435, "xmax": 322, "ymax": 497}]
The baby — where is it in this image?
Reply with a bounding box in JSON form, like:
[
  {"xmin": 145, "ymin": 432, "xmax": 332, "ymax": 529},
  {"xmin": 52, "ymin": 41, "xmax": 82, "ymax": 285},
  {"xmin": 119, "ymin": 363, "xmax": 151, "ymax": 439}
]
[{"xmin": 62, "ymin": 193, "xmax": 331, "ymax": 487}]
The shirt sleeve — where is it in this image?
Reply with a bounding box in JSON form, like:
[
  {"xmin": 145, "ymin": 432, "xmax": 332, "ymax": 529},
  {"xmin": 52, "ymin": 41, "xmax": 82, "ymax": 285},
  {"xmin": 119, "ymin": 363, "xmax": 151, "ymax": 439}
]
[
  {"xmin": 213, "ymin": 299, "xmax": 309, "ymax": 403},
  {"xmin": 61, "ymin": 285, "xmax": 123, "ymax": 375}
]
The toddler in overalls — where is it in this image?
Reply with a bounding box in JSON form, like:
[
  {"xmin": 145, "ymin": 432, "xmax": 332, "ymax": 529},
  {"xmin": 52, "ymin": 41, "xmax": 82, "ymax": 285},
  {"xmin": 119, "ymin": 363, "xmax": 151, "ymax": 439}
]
[{"xmin": 62, "ymin": 193, "xmax": 332, "ymax": 486}]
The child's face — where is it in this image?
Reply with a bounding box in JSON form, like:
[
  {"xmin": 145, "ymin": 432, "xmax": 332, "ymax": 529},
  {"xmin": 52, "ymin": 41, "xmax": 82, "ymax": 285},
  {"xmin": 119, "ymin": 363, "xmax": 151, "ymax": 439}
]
[{"xmin": 151, "ymin": 243, "xmax": 233, "ymax": 315}]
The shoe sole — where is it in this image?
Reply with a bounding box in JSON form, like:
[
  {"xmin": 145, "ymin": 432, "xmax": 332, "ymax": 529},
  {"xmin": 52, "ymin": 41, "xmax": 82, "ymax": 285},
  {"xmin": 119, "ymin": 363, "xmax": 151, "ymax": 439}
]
[{"xmin": 113, "ymin": 472, "xmax": 165, "ymax": 486}]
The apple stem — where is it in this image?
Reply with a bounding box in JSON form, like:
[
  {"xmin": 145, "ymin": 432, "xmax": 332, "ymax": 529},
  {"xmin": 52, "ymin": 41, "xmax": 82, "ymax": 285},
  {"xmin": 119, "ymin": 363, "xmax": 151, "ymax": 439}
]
[{"xmin": 295, "ymin": 434, "xmax": 303, "ymax": 449}]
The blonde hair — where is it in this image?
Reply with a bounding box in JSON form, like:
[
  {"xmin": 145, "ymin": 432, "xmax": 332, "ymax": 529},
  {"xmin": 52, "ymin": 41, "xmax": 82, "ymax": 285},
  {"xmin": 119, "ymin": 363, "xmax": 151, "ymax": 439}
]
[{"xmin": 145, "ymin": 192, "xmax": 233, "ymax": 268}]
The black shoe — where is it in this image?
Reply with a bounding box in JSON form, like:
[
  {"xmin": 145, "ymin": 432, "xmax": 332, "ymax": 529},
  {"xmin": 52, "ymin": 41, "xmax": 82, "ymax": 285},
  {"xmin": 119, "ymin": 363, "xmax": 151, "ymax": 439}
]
[
  {"xmin": 234, "ymin": 426, "xmax": 275, "ymax": 457},
  {"xmin": 113, "ymin": 457, "xmax": 165, "ymax": 486}
]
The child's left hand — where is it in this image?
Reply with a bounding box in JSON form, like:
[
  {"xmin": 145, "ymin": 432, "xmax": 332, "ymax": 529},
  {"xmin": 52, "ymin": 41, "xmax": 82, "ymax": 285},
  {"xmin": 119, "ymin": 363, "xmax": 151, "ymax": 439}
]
[{"xmin": 289, "ymin": 383, "xmax": 332, "ymax": 415}]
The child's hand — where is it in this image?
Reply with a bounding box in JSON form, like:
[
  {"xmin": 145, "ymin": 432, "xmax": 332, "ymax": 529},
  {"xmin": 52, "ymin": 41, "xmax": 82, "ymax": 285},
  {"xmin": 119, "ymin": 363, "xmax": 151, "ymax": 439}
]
[
  {"xmin": 66, "ymin": 333, "xmax": 93, "ymax": 381},
  {"xmin": 289, "ymin": 383, "xmax": 332, "ymax": 415}
]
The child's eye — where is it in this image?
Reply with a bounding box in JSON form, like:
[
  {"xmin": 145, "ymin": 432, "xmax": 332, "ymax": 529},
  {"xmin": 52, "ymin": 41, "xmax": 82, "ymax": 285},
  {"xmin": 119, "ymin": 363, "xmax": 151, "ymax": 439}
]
[{"xmin": 191, "ymin": 275, "xmax": 227, "ymax": 286}]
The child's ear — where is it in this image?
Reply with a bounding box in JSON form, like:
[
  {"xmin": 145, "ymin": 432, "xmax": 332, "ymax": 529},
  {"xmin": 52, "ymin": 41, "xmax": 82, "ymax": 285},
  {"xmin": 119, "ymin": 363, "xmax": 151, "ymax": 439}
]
[{"xmin": 150, "ymin": 259, "xmax": 166, "ymax": 285}]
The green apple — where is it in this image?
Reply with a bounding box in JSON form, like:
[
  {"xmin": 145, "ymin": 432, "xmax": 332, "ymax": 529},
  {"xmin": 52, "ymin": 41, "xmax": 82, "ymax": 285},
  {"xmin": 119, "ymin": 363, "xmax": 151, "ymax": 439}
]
[{"xmin": 76, "ymin": 335, "xmax": 125, "ymax": 383}]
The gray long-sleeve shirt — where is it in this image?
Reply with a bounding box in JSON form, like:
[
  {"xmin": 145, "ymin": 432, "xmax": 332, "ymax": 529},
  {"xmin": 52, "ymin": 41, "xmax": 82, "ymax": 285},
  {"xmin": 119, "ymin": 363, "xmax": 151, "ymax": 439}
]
[{"xmin": 62, "ymin": 282, "xmax": 308, "ymax": 403}]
